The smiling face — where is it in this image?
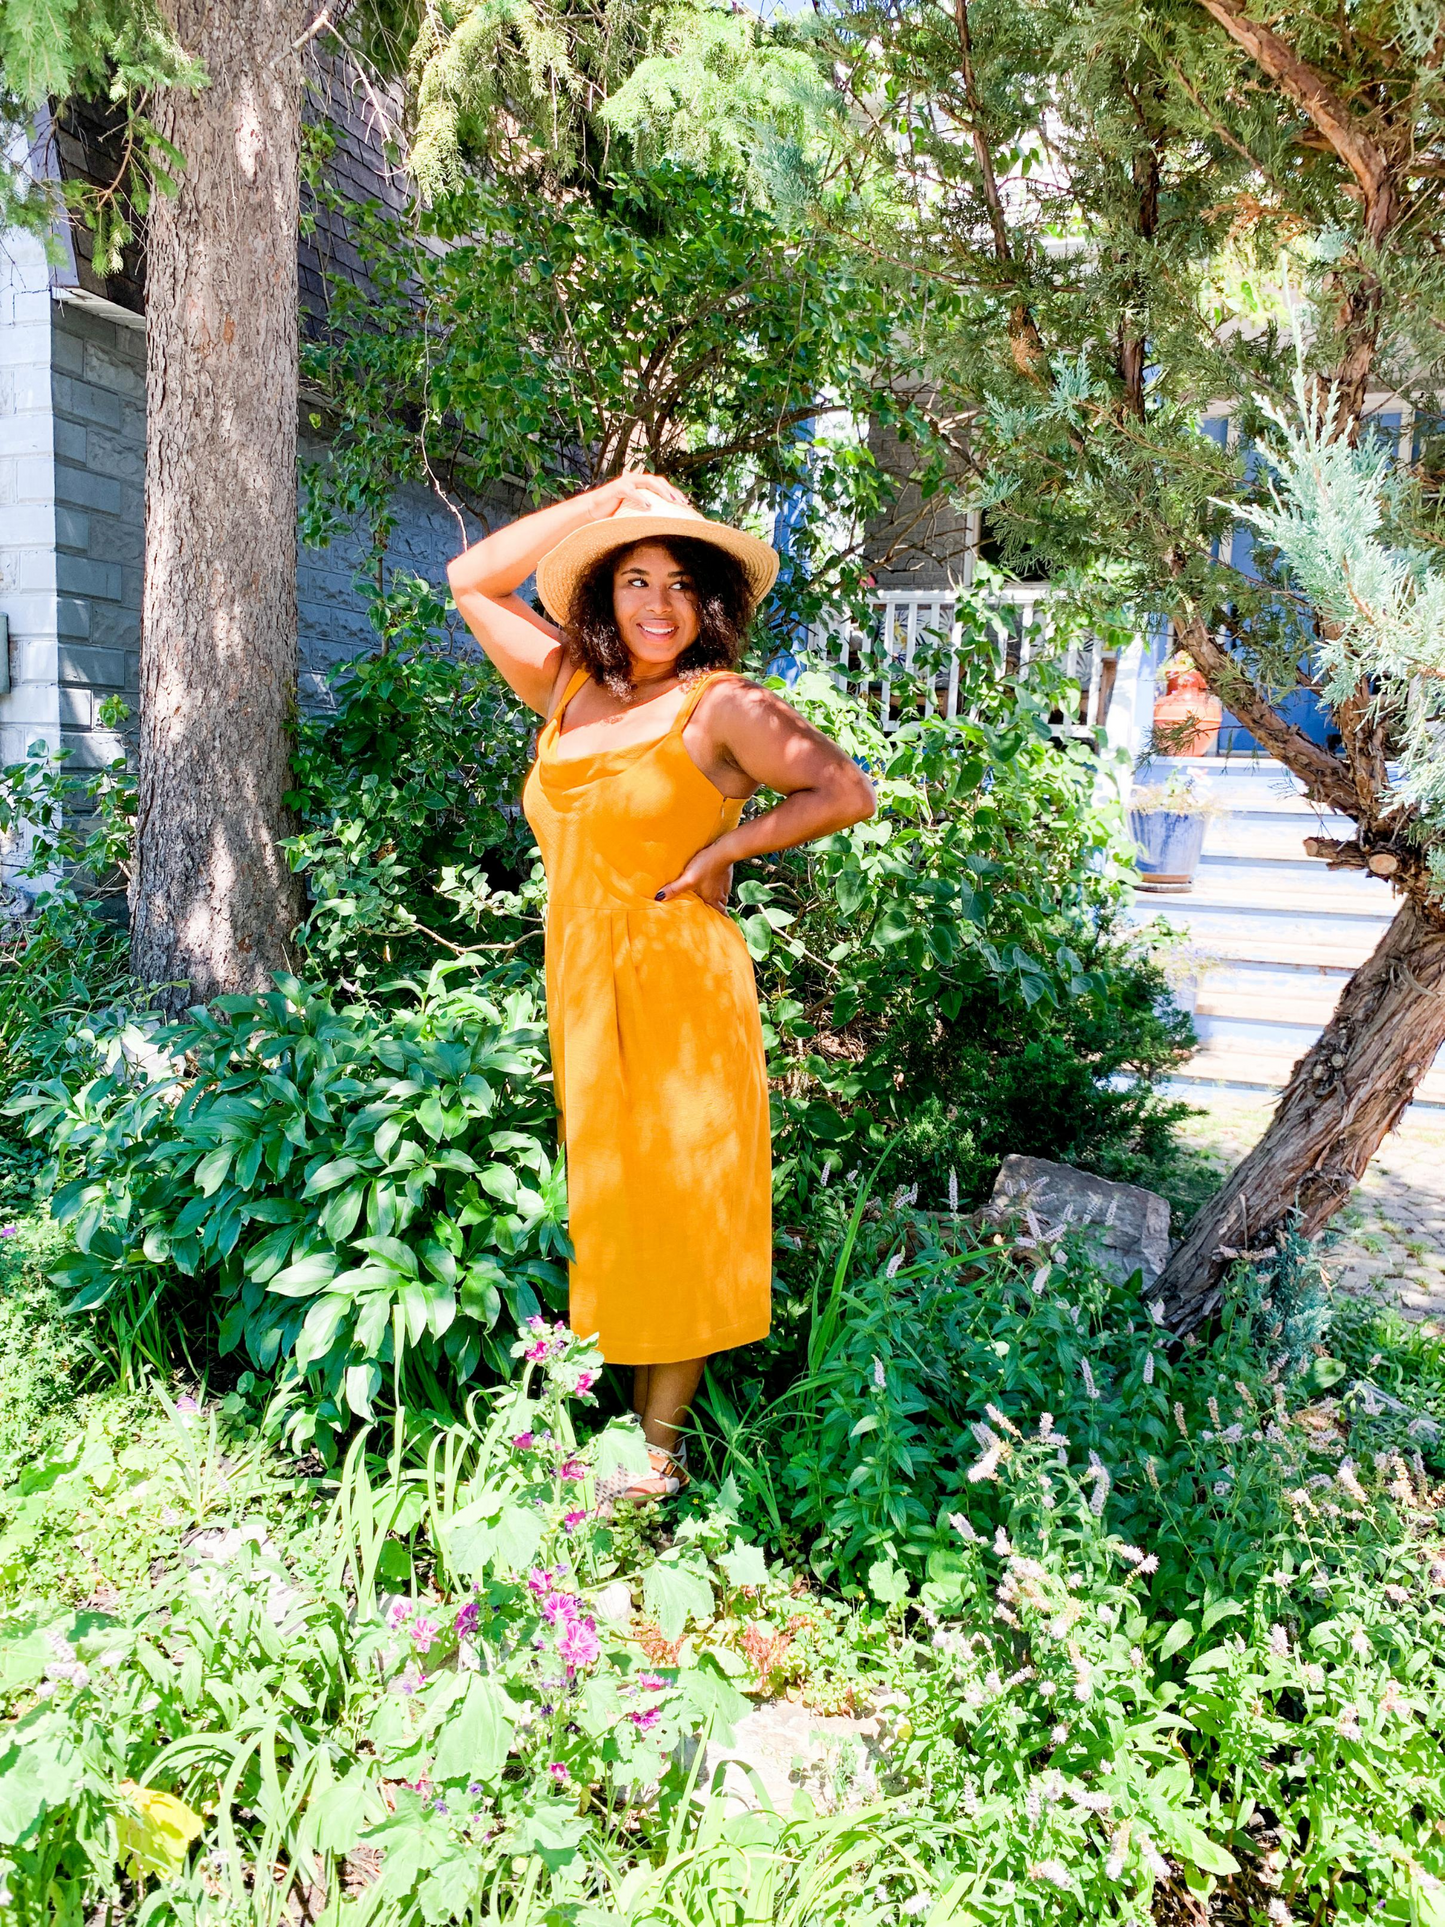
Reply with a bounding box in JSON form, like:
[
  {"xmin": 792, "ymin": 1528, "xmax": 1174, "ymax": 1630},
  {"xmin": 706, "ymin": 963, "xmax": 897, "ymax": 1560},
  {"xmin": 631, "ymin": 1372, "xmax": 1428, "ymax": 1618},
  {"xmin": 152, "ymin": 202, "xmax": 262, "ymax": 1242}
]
[{"xmin": 610, "ymin": 542, "xmax": 700, "ymax": 673}]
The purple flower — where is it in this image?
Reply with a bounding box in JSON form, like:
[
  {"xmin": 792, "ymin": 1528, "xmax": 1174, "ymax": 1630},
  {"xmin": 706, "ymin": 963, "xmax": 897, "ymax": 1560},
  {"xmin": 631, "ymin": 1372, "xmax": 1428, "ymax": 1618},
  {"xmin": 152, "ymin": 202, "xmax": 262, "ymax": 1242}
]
[
  {"xmin": 467, "ymin": 1781, "xmax": 484, "ymax": 1795},
  {"xmin": 512, "ymin": 1431, "xmax": 535, "ymax": 1452},
  {"xmin": 432, "ymin": 1797, "xmax": 448, "ymax": 1813},
  {"xmin": 453, "ymin": 1601, "xmax": 480, "ymax": 1639},
  {"xmin": 540, "ymin": 1589, "xmax": 579, "ymax": 1628},
  {"xmin": 174, "ymin": 1394, "xmax": 199, "ymax": 1413},
  {"xmin": 0, "ymin": 1225, "xmax": 18, "ymax": 1239},
  {"xmin": 556, "ymin": 1614, "xmax": 600, "ymax": 1673},
  {"xmin": 548, "ymin": 1762, "xmax": 570, "ymax": 1784},
  {"xmin": 563, "ymin": 1509, "xmax": 588, "ymax": 1532},
  {"xmin": 627, "ymin": 1707, "xmax": 660, "ymax": 1730}
]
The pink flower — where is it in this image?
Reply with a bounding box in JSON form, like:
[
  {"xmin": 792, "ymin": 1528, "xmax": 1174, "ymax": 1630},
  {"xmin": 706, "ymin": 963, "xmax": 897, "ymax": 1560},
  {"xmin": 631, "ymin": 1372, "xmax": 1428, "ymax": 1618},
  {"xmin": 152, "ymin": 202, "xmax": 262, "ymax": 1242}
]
[
  {"xmin": 410, "ymin": 1616, "xmax": 438, "ymax": 1653},
  {"xmin": 512, "ymin": 1431, "xmax": 535, "ymax": 1452},
  {"xmin": 453, "ymin": 1601, "xmax": 480, "ymax": 1639},
  {"xmin": 638, "ymin": 1672, "xmax": 668, "ymax": 1692},
  {"xmin": 574, "ymin": 1371, "xmax": 597, "ymax": 1397},
  {"xmin": 556, "ymin": 1614, "xmax": 600, "ymax": 1672},
  {"xmin": 548, "ymin": 1762, "xmax": 570, "ymax": 1784},
  {"xmin": 526, "ymin": 1342, "xmax": 549, "ymax": 1362},
  {"xmin": 627, "ymin": 1707, "xmax": 661, "ymax": 1730},
  {"xmin": 557, "ymin": 1458, "xmax": 587, "ymax": 1482},
  {"xmin": 563, "ymin": 1509, "xmax": 588, "ymax": 1532},
  {"xmin": 386, "ymin": 1599, "xmax": 416, "ymax": 1631}
]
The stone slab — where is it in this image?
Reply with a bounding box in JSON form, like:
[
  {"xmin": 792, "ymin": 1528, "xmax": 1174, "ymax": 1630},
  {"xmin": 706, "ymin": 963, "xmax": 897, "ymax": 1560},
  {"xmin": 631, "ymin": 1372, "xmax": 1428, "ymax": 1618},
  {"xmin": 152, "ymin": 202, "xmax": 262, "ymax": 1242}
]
[{"xmin": 990, "ymin": 1154, "xmax": 1172, "ymax": 1285}]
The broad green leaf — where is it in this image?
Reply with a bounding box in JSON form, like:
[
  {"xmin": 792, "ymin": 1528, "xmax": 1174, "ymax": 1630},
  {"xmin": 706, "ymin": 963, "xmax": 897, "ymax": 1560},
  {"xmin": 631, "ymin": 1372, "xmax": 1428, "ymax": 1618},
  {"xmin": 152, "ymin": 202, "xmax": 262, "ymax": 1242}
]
[
  {"xmin": 1157, "ymin": 1618, "xmax": 1195, "ymax": 1663},
  {"xmin": 718, "ymin": 1540, "xmax": 769, "ymax": 1590},
  {"xmin": 430, "ymin": 1674, "xmax": 514, "ymax": 1785},
  {"xmin": 268, "ymin": 1252, "xmax": 339, "ymax": 1299},
  {"xmin": 643, "ymin": 1552, "xmax": 713, "ymax": 1640}
]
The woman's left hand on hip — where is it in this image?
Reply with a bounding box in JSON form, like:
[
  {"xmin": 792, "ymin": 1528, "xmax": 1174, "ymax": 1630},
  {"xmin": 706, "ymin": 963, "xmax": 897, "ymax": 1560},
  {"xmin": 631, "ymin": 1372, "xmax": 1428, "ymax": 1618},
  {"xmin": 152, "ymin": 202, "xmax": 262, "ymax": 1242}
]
[{"xmin": 655, "ymin": 849, "xmax": 735, "ymax": 913}]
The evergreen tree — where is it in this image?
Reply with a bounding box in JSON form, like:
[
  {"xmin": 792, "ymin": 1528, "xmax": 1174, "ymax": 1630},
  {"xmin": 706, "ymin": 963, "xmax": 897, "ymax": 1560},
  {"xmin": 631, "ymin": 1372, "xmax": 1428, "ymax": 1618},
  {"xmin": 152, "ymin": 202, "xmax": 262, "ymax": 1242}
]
[{"xmin": 618, "ymin": 0, "xmax": 1445, "ymax": 1328}]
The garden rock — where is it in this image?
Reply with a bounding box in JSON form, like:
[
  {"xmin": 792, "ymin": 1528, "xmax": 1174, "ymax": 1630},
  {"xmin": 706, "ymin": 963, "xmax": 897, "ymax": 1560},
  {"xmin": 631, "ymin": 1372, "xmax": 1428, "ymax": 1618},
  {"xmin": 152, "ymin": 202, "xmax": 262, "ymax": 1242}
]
[
  {"xmin": 990, "ymin": 1155, "xmax": 1171, "ymax": 1285},
  {"xmin": 593, "ymin": 1580, "xmax": 634, "ymax": 1626},
  {"xmin": 183, "ymin": 1519, "xmax": 305, "ymax": 1625},
  {"xmin": 698, "ymin": 1697, "xmax": 902, "ymax": 1814}
]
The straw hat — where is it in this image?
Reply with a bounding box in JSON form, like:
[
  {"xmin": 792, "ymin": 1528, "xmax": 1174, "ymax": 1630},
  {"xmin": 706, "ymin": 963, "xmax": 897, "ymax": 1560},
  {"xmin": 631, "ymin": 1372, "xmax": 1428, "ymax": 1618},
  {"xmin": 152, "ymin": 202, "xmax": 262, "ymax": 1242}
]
[{"xmin": 534, "ymin": 489, "xmax": 779, "ymax": 627}]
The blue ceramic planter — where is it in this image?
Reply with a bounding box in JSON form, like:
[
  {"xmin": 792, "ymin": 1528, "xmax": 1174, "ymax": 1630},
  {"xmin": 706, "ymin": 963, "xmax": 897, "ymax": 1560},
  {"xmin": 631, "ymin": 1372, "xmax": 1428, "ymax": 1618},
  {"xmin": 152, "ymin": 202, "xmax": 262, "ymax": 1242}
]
[{"xmin": 1129, "ymin": 808, "xmax": 1207, "ymax": 887}]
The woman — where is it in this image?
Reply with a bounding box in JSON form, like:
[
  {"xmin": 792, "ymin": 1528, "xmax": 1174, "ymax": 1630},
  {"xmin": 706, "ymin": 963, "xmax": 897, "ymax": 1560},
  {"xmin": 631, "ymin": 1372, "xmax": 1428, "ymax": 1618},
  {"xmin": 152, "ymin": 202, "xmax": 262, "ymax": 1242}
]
[{"xmin": 448, "ymin": 474, "xmax": 875, "ymax": 1498}]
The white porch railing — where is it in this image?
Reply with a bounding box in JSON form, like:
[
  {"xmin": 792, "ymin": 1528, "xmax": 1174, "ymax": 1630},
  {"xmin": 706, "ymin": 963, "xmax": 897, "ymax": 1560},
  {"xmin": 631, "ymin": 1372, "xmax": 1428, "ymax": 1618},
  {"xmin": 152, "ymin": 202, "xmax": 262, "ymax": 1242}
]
[{"xmin": 809, "ymin": 585, "xmax": 1119, "ymax": 738}]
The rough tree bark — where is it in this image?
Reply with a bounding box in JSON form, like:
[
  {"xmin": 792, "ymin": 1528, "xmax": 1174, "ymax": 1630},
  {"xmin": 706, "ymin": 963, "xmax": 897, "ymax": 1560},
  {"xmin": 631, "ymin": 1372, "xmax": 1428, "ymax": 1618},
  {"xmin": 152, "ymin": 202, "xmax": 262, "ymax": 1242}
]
[
  {"xmin": 131, "ymin": 0, "xmax": 309, "ymax": 1011},
  {"xmin": 1156, "ymin": 895, "xmax": 1445, "ymax": 1333}
]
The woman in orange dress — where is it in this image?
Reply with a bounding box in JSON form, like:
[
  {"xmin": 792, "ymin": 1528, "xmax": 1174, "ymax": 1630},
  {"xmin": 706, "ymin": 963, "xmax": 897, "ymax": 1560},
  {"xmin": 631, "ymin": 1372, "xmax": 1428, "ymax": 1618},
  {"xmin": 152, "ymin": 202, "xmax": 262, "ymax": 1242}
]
[{"xmin": 448, "ymin": 476, "xmax": 875, "ymax": 1497}]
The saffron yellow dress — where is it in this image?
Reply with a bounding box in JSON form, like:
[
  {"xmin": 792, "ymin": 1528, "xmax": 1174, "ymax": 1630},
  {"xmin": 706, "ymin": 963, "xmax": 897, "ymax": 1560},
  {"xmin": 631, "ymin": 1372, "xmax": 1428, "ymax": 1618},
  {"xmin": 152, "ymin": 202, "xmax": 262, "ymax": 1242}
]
[{"xmin": 521, "ymin": 667, "xmax": 772, "ymax": 1362}]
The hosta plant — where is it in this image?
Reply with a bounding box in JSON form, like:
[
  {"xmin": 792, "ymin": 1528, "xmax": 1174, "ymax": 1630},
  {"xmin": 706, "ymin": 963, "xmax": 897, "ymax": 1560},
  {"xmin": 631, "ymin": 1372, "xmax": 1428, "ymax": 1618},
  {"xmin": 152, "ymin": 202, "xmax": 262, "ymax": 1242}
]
[{"xmin": 7, "ymin": 965, "xmax": 567, "ymax": 1456}]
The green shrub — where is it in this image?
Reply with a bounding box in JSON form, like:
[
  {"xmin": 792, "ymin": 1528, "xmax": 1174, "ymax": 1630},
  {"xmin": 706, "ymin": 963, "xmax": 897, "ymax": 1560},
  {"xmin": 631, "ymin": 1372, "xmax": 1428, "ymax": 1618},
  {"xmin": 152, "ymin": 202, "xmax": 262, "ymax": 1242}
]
[
  {"xmin": 7, "ymin": 965, "xmax": 567, "ymax": 1459},
  {"xmin": 0, "ymin": 713, "xmax": 135, "ymax": 1206},
  {"xmin": 738, "ymin": 664, "xmax": 1194, "ymax": 1213},
  {"xmin": 284, "ymin": 585, "xmax": 542, "ymax": 989},
  {"xmin": 703, "ymin": 1166, "xmax": 1441, "ymax": 1605}
]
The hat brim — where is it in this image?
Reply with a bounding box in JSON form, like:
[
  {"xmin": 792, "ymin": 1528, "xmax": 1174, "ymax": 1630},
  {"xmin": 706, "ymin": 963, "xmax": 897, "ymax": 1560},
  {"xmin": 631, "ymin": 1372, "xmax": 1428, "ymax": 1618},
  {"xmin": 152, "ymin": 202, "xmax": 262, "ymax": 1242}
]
[{"xmin": 534, "ymin": 512, "xmax": 780, "ymax": 627}]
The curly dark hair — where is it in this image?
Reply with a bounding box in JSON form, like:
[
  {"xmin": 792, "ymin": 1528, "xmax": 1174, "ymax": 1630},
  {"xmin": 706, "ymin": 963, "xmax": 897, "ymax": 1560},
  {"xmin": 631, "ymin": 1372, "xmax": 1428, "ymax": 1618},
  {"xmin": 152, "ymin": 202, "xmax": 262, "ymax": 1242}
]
[{"xmin": 564, "ymin": 536, "xmax": 754, "ymax": 697}]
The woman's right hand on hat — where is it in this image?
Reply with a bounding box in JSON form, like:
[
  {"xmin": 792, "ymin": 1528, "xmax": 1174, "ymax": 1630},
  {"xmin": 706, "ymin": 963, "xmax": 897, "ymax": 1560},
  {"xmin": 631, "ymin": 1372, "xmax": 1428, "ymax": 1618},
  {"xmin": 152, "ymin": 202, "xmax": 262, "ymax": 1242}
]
[{"xmin": 590, "ymin": 471, "xmax": 691, "ymax": 516}]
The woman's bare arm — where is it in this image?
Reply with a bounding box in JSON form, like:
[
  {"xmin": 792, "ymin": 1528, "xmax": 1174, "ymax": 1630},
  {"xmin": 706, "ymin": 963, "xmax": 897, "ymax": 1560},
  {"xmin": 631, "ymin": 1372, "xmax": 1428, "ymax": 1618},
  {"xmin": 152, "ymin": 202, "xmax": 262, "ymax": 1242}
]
[
  {"xmin": 446, "ymin": 473, "xmax": 691, "ymax": 715},
  {"xmin": 656, "ymin": 681, "xmax": 877, "ymax": 908}
]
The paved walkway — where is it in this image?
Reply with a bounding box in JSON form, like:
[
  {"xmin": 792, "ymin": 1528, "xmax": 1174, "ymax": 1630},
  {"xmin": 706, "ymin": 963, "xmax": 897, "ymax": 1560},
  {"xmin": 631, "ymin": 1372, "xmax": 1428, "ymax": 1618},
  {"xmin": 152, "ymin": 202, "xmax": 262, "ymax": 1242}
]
[{"xmin": 1174, "ymin": 1094, "xmax": 1445, "ymax": 1325}]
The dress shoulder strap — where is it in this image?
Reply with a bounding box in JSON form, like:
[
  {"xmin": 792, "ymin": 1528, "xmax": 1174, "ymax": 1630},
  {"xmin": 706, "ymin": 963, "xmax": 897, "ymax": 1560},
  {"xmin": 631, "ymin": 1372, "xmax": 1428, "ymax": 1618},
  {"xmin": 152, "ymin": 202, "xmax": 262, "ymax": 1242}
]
[
  {"xmin": 670, "ymin": 669, "xmax": 734, "ymax": 734},
  {"xmin": 548, "ymin": 665, "xmax": 591, "ymax": 727}
]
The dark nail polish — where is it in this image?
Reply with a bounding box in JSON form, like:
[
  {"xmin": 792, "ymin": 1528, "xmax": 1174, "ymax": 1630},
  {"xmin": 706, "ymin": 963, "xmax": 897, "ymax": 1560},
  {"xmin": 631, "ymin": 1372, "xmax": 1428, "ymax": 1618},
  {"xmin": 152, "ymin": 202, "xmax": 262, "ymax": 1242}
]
[{"xmin": 654, "ymin": 891, "xmax": 665, "ymax": 901}]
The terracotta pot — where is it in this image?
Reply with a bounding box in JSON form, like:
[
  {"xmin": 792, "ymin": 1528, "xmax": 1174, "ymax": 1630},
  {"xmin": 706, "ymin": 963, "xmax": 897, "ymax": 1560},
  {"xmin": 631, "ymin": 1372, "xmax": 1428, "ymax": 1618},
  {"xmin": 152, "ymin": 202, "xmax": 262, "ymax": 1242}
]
[
  {"xmin": 1153, "ymin": 679, "xmax": 1222, "ymax": 757},
  {"xmin": 1164, "ymin": 663, "xmax": 1209, "ymax": 696}
]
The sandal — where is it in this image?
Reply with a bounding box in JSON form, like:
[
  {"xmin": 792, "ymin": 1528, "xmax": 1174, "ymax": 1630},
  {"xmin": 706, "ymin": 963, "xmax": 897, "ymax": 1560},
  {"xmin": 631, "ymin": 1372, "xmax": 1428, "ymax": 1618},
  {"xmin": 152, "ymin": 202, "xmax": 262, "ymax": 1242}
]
[
  {"xmin": 596, "ymin": 1440, "xmax": 690, "ymax": 1510},
  {"xmin": 623, "ymin": 1444, "xmax": 690, "ymax": 1502}
]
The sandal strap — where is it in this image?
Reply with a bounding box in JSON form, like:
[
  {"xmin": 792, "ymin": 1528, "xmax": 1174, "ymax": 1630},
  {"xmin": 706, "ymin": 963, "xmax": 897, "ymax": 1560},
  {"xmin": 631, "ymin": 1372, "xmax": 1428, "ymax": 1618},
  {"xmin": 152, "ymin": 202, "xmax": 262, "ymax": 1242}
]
[{"xmin": 646, "ymin": 1445, "xmax": 690, "ymax": 1489}]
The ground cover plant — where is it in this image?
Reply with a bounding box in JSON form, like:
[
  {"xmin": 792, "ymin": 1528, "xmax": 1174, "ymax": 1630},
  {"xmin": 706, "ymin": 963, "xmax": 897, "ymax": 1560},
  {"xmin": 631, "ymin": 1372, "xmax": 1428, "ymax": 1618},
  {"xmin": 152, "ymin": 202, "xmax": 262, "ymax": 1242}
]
[{"xmin": 1, "ymin": 1172, "xmax": 1443, "ymax": 1925}]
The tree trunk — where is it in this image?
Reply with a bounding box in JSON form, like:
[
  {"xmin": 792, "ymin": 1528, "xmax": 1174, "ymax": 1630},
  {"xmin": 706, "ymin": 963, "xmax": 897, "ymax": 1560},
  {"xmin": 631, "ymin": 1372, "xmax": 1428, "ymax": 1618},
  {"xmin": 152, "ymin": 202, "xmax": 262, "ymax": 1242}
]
[
  {"xmin": 1156, "ymin": 894, "xmax": 1445, "ymax": 1333},
  {"xmin": 131, "ymin": 0, "xmax": 308, "ymax": 1011}
]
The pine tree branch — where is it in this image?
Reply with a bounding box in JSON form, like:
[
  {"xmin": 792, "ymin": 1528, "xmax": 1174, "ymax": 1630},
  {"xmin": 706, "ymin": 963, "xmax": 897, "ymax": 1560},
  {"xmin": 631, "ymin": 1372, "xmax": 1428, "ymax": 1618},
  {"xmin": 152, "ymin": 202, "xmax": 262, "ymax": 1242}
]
[
  {"xmin": 1190, "ymin": 0, "xmax": 1398, "ymax": 244},
  {"xmin": 1191, "ymin": 0, "xmax": 1404, "ymax": 431},
  {"xmin": 953, "ymin": 0, "xmax": 1048, "ymax": 384}
]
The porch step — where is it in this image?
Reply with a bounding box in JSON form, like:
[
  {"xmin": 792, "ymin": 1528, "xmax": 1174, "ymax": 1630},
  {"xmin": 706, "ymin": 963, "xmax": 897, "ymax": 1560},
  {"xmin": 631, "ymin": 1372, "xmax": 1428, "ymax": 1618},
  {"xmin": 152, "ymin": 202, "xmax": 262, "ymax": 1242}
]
[
  {"xmin": 1130, "ymin": 754, "xmax": 1445, "ymax": 1110},
  {"xmin": 1204, "ymin": 808, "xmax": 1376, "ymax": 858},
  {"xmin": 1193, "ymin": 984, "xmax": 1346, "ymax": 1029},
  {"xmin": 1167, "ymin": 1048, "xmax": 1445, "ymax": 1110}
]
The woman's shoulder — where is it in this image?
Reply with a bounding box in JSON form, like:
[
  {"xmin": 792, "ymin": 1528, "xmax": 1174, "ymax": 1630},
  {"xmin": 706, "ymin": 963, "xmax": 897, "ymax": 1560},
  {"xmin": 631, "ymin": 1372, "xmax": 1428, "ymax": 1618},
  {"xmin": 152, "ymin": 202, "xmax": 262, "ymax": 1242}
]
[{"xmin": 691, "ymin": 671, "xmax": 810, "ymax": 747}]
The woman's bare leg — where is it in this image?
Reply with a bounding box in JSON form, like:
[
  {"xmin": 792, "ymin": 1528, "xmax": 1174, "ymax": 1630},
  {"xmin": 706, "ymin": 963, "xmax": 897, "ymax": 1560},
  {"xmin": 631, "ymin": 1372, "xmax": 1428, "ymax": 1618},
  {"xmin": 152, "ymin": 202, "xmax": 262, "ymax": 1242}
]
[
  {"xmin": 632, "ymin": 1365, "xmax": 651, "ymax": 1420},
  {"xmin": 640, "ymin": 1358, "xmax": 706, "ymax": 1453}
]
